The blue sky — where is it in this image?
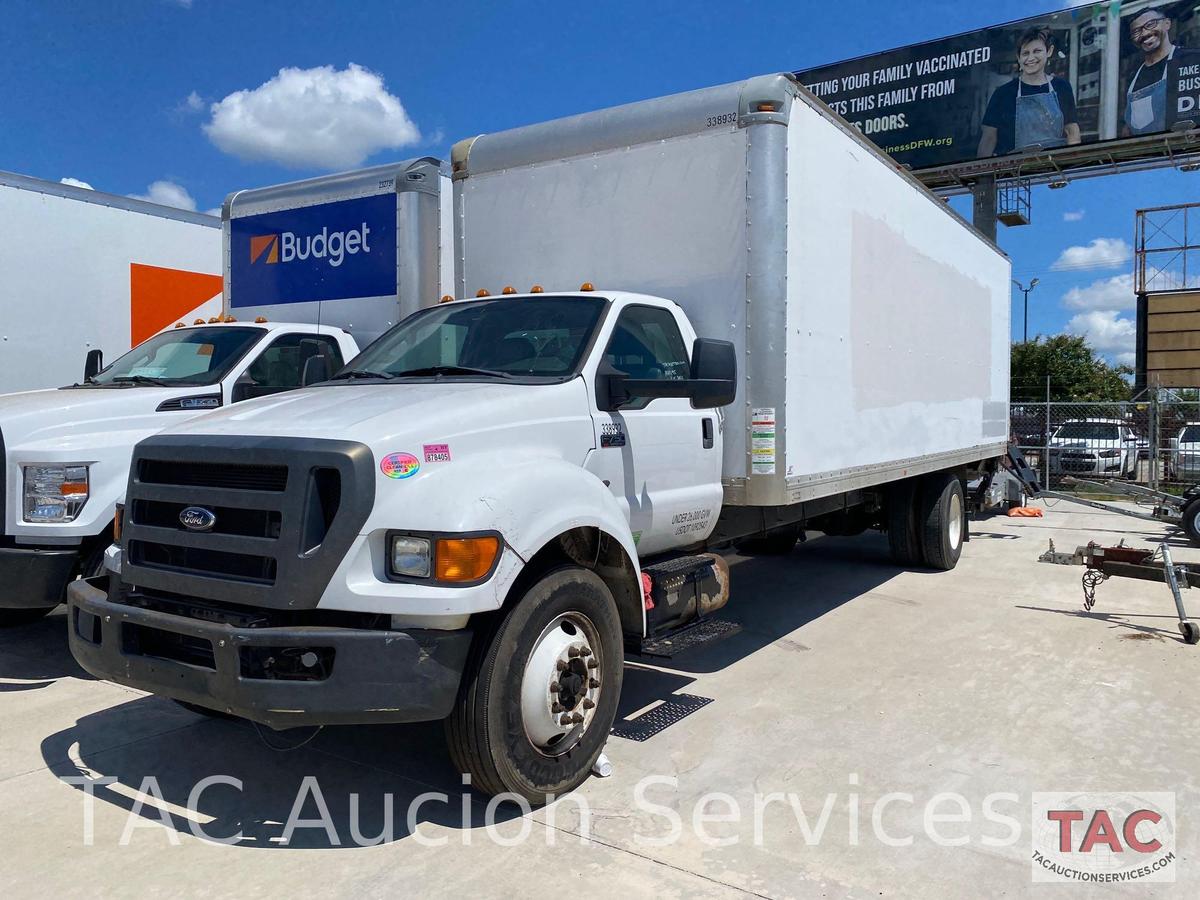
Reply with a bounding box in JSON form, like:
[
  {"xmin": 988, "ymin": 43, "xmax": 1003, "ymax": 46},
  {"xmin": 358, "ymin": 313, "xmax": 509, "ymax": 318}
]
[{"xmin": 1, "ymin": 0, "xmax": 1193, "ymax": 364}]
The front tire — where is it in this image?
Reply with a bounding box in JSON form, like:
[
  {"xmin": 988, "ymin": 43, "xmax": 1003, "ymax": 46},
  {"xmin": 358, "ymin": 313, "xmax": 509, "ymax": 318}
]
[
  {"xmin": 1182, "ymin": 497, "xmax": 1200, "ymax": 544},
  {"xmin": 445, "ymin": 567, "xmax": 623, "ymax": 803},
  {"xmin": 919, "ymin": 472, "xmax": 965, "ymax": 571}
]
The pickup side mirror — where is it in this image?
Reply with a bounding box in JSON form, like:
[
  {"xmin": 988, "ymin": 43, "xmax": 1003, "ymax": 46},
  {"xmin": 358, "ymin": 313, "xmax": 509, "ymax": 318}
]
[
  {"xmin": 301, "ymin": 354, "xmax": 331, "ymax": 387},
  {"xmin": 596, "ymin": 338, "xmax": 738, "ymax": 411},
  {"xmin": 84, "ymin": 349, "xmax": 103, "ymax": 381}
]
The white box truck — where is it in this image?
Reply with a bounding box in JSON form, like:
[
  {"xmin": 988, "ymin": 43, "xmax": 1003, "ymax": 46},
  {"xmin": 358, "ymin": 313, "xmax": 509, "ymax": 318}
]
[
  {"xmin": 2, "ymin": 159, "xmax": 452, "ymax": 624},
  {"xmin": 0, "ymin": 171, "xmax": 225, "ymax": 394},
  {"xmin": 68, "ymin": 76, "xmax": 1010, "ymax": 802}
]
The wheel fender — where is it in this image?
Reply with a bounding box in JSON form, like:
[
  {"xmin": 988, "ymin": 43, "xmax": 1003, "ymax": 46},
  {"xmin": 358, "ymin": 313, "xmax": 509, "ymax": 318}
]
[{"xmin": 411, "ymin": 454, "xmax": 641, "ymax": 587}]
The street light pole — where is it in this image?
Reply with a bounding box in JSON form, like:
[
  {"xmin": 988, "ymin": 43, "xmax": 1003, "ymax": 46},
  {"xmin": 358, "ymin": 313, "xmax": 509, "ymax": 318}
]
[{"xmin": 1013, "ymin": 277, "xmax": 1040, "ymax": 343}]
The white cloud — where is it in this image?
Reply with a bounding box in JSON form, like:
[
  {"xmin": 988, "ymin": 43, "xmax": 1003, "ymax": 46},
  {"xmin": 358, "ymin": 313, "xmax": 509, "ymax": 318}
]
[
  {"xmin": 1066, "ymin": 310, "xmax": 1136, "ymax": 358},
  {"xmin": 204, "ymin": 207, "xmax": 222, "ymax": 217},
  {"xmin": 1051, "ymin": 237, "xmax": 1132, "ymax": 271},
  {"xmin": 203, "ymin": 64, "xmax": 420, "ymax": 170},
  {"xmin": 131, "ymin": 180, "xmax": 197, "ymax": 211},
  {"xmin": 180, "ymin": 90, "xmax": 204, "ymax": 113},
  {"xmin": 1062, "ymin": 273, "xmax": 1135, "ymax": 312},
  {"xmin": 59, "ymin": 177, "xmax": 93, "ymax": 190},
  {"xmin": 1062, "ymin": 210, "xmax": 1085, "ymax": 222}
]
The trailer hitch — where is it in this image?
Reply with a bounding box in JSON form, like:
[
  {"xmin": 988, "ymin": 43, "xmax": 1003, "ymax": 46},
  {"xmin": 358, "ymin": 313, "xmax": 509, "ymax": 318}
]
[{"xmin": 1037, "ymin": 539, "xmax": 1200, "ymax": 644}]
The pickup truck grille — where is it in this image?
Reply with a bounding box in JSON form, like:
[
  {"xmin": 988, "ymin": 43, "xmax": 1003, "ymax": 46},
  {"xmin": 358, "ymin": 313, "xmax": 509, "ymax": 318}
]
[{"xmin": 119, "ymin": 434, "xmax": 375, "ymax": 610}]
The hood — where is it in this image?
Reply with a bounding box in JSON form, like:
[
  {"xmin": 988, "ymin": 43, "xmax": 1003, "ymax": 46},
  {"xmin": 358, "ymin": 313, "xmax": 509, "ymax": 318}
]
[
  {"xmin": 0, "ymin": 386, "xmax": 217, "ymax": 454},
  {"xmin": 162, "ymin": 379, "xmax": 597, "ymax": 465}
]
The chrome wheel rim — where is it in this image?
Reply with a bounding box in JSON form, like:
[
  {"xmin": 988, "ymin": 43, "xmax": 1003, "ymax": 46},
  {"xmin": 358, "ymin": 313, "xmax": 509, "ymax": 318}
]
[
  {"xmin": 948, "ymin": 490, "xmax": 963, "ymax": 550},
  {"xmin": 520, "ymin": 611, "xmax": 603, "ymax": 756}
]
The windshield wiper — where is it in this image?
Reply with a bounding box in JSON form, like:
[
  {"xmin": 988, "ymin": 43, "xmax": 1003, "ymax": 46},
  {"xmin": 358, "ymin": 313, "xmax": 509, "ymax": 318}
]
[
  {"xmin": 330, "ymin": 370, "xmax": 397, "ymax": 381},
  {"xmin": 392, "ymin": 365, "xmax": 513, "ymax": 379},
  {"xmin": 111, "ymin": 375, "xmax": 174, "ymax": 386}
]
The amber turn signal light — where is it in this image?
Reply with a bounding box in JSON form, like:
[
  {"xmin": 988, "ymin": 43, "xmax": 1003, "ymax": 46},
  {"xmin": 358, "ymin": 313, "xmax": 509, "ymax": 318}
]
[{"xmin": 435, "ymin": 536, "xmax": 500, "ymax": 582}]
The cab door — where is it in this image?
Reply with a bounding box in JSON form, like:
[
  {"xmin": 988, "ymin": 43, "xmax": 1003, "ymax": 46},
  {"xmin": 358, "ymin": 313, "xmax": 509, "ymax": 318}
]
[{"xmin": 584, "ymin": 304, "xmax": 723, "ymax": 556}]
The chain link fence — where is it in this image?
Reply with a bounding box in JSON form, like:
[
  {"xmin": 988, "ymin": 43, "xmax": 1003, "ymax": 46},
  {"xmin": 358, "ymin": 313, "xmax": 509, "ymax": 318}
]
[{"xmin": 1011, "ymin": 398, "xmax": 1200, "ymax": 494}]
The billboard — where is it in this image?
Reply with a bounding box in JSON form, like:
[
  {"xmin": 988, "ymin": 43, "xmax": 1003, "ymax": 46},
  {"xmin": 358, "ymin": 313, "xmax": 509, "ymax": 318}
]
[
  {"xmin": 796, "ymin": 1, "xmax": 1200, "ymax": 172},
  {"xmin": 228, "ymin": 193, "xmax": 397, "ymax": 308}
]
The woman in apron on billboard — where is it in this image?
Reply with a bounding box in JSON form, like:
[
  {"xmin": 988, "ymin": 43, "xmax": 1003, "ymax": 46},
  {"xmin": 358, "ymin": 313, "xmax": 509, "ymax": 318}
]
[{"xmin": 979, "ymin": 27, "xmax": 1082, "ymax": 157}]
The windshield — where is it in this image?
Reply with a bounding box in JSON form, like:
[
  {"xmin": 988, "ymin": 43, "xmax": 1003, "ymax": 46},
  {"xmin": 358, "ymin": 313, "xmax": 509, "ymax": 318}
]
[
  {"xmin": 1181, "ymin": 426, "xmax": 1200, "ymax": 445},
  {"xmin": 345, "ymin": 297, "xmax": 607, "ymax": 379},
  {"xmin": 90, "ymin": 327, "xmax": 265, "ymax": 386},
  {"xmin": 1054, "ymin": 422, "xmax": 1120, "ymax": 441}
]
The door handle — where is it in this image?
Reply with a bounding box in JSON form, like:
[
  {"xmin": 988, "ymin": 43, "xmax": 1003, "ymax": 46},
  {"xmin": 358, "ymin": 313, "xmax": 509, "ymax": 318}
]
[{"xmin": 702, "ymin": 418, "xmax": 714, "ymax": 449}]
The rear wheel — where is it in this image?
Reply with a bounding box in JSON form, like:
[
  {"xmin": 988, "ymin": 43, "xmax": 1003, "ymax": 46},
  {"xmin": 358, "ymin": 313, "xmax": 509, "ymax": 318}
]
[
  {"xmin": 918, "ymin": 472, "xmax": 966, "ymax": 571},
  {"xmin": 445, "ymin": 567, "xmax": 623, "ymax": 803},
  {"xmin": 1182, "ymin": 497, "xmax": 1200, "ymax": 544},
  {"xmin": 887, "ymin": 479, "xmax": 924, "ymax": 567}
]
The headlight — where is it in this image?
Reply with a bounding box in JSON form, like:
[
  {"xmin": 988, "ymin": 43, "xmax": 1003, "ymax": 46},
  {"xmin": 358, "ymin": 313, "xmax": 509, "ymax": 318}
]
[
  {"xmin": 390, "ymin": 535, "xmax": 432, "ymax": 578},
  {"xmin": 23, "ymin": 464, "xmax": 90, "ymax": 522},
  {"xmin": 1099, "ymin": 450, "xmax": 1121, "ymax": 458},
  {"xmin": 387, "ymin": 532, "xmax": 501, "ymax": 584}
]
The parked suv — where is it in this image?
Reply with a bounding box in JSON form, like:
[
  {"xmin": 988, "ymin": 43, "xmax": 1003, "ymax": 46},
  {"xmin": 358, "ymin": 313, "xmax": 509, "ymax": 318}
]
[
  {"xmin": 1047, "ymin": 418, "xmax": 1139, "ymax": 478},
  {"xmin": 1172, "ymin": 423, "xmax": 1200, "ymax": 480}
]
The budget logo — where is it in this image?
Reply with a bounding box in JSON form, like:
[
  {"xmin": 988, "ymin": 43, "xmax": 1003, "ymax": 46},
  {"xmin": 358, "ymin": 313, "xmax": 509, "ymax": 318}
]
[
  {"xmin": 249, "ymin": 224, "xmax": 371, "ymax": 269},
  {"xmin": 1031, "ymin": 792, "xmax": 1176, "ymax": 883},
  {"xmin": 250, "ymin": 234, "xmax": 279, "ymax": 265}
]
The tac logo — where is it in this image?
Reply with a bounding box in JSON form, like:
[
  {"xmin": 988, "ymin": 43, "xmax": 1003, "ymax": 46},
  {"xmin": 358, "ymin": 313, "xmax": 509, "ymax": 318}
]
[
  {"xmin": 248, "ymin": 223, "xmax": 372, "ymax": 269},
  {"xmin": 1031, "ymin": 792, "xmax": 1176, "ymax": 883}
]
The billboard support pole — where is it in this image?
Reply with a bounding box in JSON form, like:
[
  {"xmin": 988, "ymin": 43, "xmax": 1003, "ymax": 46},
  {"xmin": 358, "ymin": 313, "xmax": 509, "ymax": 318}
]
[{"xmin": 971, "ymin": 175, "xmax": 998, "ymax": 243}]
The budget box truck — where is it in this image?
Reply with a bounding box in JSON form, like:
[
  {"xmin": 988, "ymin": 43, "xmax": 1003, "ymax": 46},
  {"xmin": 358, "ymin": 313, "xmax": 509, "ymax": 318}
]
[
  {"xmin": 1, "ymin": 158, "xmax": 452, "ymax": 624},
  {"xmin": 0, "ymin": 171, "xmax": 224, "ymax": 395},
  {"xmin": 68, "ymin": 75, "xmax": 1010, "ymax": 802}
]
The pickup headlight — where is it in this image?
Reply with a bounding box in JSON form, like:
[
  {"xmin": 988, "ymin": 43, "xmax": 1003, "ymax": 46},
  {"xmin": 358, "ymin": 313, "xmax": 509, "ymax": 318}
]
[
  {"xmin": 387, "ymin": 532, "xmax": 501, "ymax": 584},
  {"xmin": 23, "ymin": 464, "xmax": 90, "ymax": 522},
  {"xmin": 1098, "ymin": 450, "xmax": 1121, "ymax": 458}
]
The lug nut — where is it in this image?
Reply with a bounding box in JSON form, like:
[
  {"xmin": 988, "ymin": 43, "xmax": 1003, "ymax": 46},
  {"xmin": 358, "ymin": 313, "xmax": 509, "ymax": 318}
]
[
  {"xmin": 580, "ymin": 647, "xmax": 592, "ymax": 657},
  {"xmin": 589, "ymin": 677, "xmax": 600, "ymax": 688},
  {"xmin": 573, "ymin": 712, "xmax": 585, "ymax": 723},
  {"xmin": 560, "ymin": 715, "xmax": 574, "ymax": 726},
  {"xmin": 549, "ymin": 682, "xmax": 560, "ymax": 693},
  {"xmin": 552, "ymin": 702, "xmax": 563, "ymax": 713},
  {"xmin": 556, "ymin": 660, "xmax": 567, "ymax": 672},
  {"xmin": 582, "ymin": 698, "xmax": 595, "ymax": 709},
  {"xmin": 586, "ymin": 658, "xmax": 599, "ymax": 669},
  {"xmin": 568, "ymin": 646, "xmax": 581, "ymax": 658}
]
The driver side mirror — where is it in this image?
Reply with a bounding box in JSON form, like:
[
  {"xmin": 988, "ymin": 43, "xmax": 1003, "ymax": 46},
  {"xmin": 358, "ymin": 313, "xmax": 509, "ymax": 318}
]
[
  {"xmin": 84, "ymin": 349, "xmax": 103, "ymax": 381},
  {"xmin": 597, "ymin": 338, "xmax": 737, "ymax": 411},
  {"xmin": 301, "ymin": 354, "xmax": 331, "ymax": 387}
]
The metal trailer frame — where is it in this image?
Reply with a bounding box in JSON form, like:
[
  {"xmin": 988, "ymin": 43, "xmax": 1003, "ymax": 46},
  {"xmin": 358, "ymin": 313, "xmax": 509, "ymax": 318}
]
[{"xmin": 452, "ymin": 74, "xmax": 1011, "ymax": 509}]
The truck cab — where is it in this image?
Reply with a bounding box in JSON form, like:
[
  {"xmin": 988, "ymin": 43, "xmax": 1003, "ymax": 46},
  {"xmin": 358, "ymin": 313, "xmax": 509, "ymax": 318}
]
[
  {"xmin": 68, "ymin": 289, "xmax": 737, "ymax": 800},
  {"xmin": 1, "ymin": 318, "xmax": 357, "ymax": 624}
]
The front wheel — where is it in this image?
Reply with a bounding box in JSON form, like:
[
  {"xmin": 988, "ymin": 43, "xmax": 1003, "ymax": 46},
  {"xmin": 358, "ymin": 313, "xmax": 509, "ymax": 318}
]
[
  {"xmin": 1182, "ymin": 497, "xmax": 1200, "ymax": 544},
  {"xmin": 445, "ymin": 567, "xmax": 623, "ymax": 803}
]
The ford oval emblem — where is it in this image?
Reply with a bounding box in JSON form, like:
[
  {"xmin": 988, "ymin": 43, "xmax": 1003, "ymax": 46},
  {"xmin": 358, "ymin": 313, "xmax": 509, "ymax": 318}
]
[{"xmin": 179, "ymin": 506, "xmax": 217, "ymax": 532}]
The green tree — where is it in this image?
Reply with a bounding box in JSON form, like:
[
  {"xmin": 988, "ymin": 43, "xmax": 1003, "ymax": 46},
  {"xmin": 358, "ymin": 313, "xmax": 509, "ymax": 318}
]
[{"xmin": 1011, "ymin": 335, "xmax": 1133, "ymax": 402}]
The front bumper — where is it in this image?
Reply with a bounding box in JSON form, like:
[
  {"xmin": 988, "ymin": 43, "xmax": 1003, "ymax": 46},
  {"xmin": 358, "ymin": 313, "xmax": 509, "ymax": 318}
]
[
  {"xmin": 67, "ymin": 576, "xmax": 473, "ymax": 729},
  {"xmin": 0, "ymin": 545, "xmax": 79, "ymax": 609}
]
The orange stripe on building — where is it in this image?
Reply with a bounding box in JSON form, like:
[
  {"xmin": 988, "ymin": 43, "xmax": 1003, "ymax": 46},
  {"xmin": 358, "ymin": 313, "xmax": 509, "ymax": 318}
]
[{"xmin": 130, "ymin": 263, "xmax": 223, "ymax": 346}]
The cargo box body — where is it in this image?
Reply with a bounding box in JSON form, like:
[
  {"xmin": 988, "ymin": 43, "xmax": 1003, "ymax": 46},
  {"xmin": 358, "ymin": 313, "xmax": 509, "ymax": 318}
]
[
  {"xmin": 224, "ymin": 158, "xmax": 454, "ymax": 346},
  {"xmin": 453, "ymin": 74, "xmax": 1010, "ymax": 507}
]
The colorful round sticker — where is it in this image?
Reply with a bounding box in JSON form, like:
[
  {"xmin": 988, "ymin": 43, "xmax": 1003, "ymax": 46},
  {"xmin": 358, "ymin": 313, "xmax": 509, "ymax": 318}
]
[{"xmin": 380, "ymin": 452, "xmax": 420, "ymax": 479}]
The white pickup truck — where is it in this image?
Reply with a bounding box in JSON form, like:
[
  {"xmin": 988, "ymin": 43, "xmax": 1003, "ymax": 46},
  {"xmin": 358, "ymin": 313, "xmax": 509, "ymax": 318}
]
[{"xmin": 68, "ymin": 75, "xmax": 1010, "ymax": 802}]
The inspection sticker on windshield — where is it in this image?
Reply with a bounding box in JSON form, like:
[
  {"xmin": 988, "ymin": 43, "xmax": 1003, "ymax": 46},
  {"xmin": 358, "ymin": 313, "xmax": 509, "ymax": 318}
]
[
  {"xmin": 380, "ymin": 452, "xmax": 420, "ymax": 479},
  {"xmin": 751, "ymin": 407, "xmax": 776, "ymax": 476},
  {"xmin": 423, "ymin": 443, "xmax": 452, "ymax": 463}
]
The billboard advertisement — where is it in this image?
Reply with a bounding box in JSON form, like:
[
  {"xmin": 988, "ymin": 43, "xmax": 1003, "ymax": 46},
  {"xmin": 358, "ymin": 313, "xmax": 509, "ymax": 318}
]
[
  {"xmin": 796, "ymin": 1, "xmax": 1200, "ymax": 172},
  {"xmin": 229, "ymin": 193, "xmax": 397, "ymax": 308}
]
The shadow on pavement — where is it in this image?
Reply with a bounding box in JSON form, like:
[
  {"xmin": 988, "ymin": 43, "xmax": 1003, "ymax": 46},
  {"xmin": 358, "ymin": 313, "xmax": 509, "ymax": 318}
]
[
  {"xmin": 0, "ymin": 608, "xmax": 91, "ymax": 686},
  {"xmin": 41, "ymin": 701, "xmax": 526, "ymax": 849}
]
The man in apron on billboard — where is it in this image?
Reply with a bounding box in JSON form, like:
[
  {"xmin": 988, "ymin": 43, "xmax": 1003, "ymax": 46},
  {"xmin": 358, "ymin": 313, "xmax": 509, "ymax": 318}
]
[
  {"xmin": 979, "ymin": 27, "xmax": 1081, "ymax": 157},
  {"xmin": 1124, "ymin": 5, "xmax": 1199, "ymax": 136}
]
